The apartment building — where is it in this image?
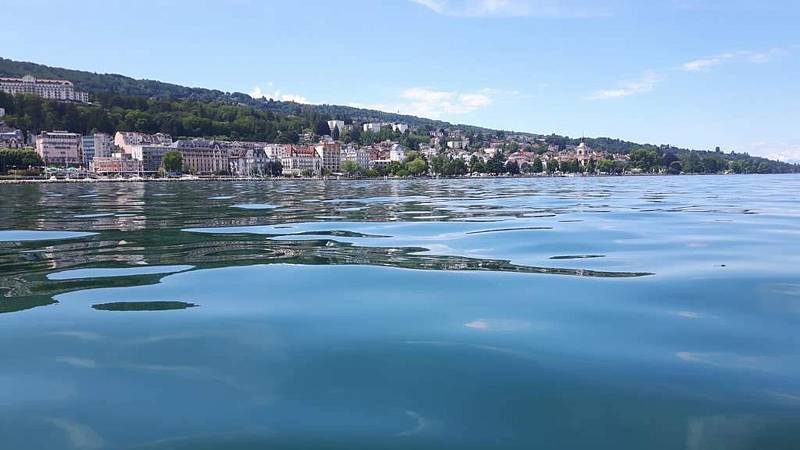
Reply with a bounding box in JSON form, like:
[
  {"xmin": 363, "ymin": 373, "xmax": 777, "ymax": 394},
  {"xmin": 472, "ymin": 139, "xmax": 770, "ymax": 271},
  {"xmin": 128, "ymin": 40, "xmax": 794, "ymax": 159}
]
[
  {"xmin": 0, "ymin": 75, "xmax": 89, "ymax": 103},
  {"xmin": 35, "ymin": 131, "xmax": 82, "ymax": 166}
]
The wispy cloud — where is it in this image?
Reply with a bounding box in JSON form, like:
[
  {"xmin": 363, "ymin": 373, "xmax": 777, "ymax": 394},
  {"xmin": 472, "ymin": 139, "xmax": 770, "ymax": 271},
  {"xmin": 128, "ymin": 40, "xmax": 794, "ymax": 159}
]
[
  {"xmin": 682, "ymin": 49, "xmax": 784, "ymax": 72},
  {"xmin": 249, "ymin": 82, "xmax": 309, "ymax": 103},
  {"xmin": 587, "ymin": 47, "xmax": 787, "ymax": 101},
  {"xmin": 349, "ymin": 87, "xmax": 517, "ymax": 118},
  {"xmin": 738, "ymin": 140, "xmax": 800, "ymax": 163},
  {"xmin": 410, "ymin": 0, "xmax": 613, "ymax": 18},
  {"xmin": 586, "ymin": 71, "xmax": 661, "ymax": 100}
]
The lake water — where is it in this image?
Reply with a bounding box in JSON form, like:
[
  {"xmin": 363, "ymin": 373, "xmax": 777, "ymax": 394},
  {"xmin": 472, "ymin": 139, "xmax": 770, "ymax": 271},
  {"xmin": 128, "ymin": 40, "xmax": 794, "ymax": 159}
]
[{"xmin": 1, "ymin": 175, "xmax": 799, "ymax": 450}]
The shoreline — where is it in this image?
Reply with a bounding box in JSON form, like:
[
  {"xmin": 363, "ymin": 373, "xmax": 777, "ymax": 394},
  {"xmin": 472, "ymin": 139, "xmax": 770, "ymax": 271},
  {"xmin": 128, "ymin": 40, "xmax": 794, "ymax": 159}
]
[
  {"xmin": 0, "ymin": 172, "xmax": 784, "ymax": 184},
  {"xmin": 0, "ymin": 173, "xmax": 738, "ymax": 184}
]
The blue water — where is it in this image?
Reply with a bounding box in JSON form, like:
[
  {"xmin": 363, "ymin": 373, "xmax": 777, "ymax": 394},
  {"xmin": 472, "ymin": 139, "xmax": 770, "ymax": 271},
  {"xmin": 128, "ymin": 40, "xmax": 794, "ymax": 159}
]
[{"xmin": 0, "ymin": 175, "xmax": 799, "ymax": 449}]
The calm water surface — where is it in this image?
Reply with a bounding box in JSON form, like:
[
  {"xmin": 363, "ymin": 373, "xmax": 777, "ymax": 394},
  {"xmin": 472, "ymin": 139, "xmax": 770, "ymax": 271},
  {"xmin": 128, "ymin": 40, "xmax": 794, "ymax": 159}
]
[{"xmin": 1, "ymin": 175, "xmax": 799, "ymax": 449}]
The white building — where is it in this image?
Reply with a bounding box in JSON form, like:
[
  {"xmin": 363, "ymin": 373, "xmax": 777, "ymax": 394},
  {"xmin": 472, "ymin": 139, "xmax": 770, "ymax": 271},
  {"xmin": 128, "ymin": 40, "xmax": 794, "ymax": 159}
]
[
  {"xmin": 0, "ymin": 75, "xmax": 89, "ymax": 103},
  {"xmin": 114, "ymin": 131, "xmax": 173, "ymax": 155},
  {"xmin": 340, "ymin": 146, "xmax": 370, "ymax": 169},
  {"xmin": 447, "ymin": 138, "xmax": 469, "ymax": 150},
  {"xmin": 389, "ymin": 144, "xmax": 407, "ymax": 162},
  {"xmin": 327, "ymin": 120, "xmax": 345, "ymax": 135},
  {"xmin": 230, "ymin": 147, "xmax": 271, "ymax": 176},
  {"xmin": 35, "ymin": 131, "xmax": 82, "ymax": 166},
  {"xmin": 281, "ymin": 146, "xmax": 321, "ymax": 176},
  {"xmin": 363, "ymin": 122, "xmax": 383, "ymax": 133},
  {"xmin": 392, "ymin": 123, "xmax": 409, "ymax": 134}
]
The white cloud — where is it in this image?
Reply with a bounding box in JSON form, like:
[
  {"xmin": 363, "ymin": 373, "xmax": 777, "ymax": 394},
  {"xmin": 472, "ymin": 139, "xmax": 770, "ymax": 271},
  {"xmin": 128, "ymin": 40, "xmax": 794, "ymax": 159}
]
[
  {"xmin": 249, "ymin": 83, "xmax": 309, "ymax": 104},
  {"xmin": 682, "ymin": 49, "xmax": 784, "ymax": 72},
  {"xmin": 736, "ymin": 140, "xmax": 800, "ymax": 163},
  {"xmin": 350, "ymin": 87, "xmax": 515, "ymax": 118},
  {"xmin": 410, "ymin": 0, "xmax": 612, "ymax": 18},
  {"xmin": 586, "ymin": 71, "xmax": 661, "ymax": 100}
]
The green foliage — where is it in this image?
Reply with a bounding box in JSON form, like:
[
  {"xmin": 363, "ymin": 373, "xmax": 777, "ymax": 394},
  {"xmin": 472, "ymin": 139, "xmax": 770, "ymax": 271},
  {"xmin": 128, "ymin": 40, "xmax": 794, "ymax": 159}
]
[
  {"xmin": 162, "ymin": 150, "xmax": 183, "ymax": 173},
  {"xmin": 469, "ymin": 155, "xmax": 485, "ymax": 174},
  {"xmin": 0, "ymin": 148, "xmax": 44, "ymax": 173},
  {"xmin": 0, "ymin": 57, "xmax": 797, "ymax": 174},
  {"xmin": 532, "ymin": 157, "xmax": 543, "ymax": 173},
  {"xmin": 341, "ymin": 160, "xmax": 360, "ymax": 176}
]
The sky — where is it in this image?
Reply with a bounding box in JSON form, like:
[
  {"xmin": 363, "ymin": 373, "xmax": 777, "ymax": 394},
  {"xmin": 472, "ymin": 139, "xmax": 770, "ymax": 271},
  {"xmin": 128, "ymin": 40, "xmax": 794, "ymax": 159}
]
[{"xmin": 2, "ymin": 0, "xmax": 799, "ymax": 160}]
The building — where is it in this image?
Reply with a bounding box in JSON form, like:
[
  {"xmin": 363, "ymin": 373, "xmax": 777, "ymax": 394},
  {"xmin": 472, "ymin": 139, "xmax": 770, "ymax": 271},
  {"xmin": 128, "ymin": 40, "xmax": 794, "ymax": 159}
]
[
  {"xmin": 447, "ymin": 138, "xmax": 469, "ymax": 150},
  {"xmin": 340, "ymin": 146, "xmax": 370, "ymax": 169},
  {"xmin": 114, "ymin": 131, "xmax": 172, "ymax": 155},
  {"xmin": 389, "ymin": 144, "xmax": 407, "ymax": 162},
  {"xmin": 0, "ymin": 127, "xmax": 25, "ymax": 149},
  {"xmin": 0, "ymin": 107, "xmax": 5, "ymax": 117},
  {"xmin": 131, "ymin": 145, "xmax": 170, "ymax": 174},
  {"xmin": 35, "ymin": 131, "xmax": 82, "ymax": 166},
  {"xmin": 281, "ymin": 146, "xmax": 321, "ymax": 176},
  {"xmin": 363, "ymin": 122, "xmax": 383, "ymax": 133},
  {"xmin": 0, "ymin": 75, "xmax": 89, "ymax": 103},
  {"xmin": 265, "ymin": 144, "xmax": 292, "ymax": 159},
  {"xmin": 91, "ymin": 154, "xmax": 143, "ymax": 176},
  {"xmin": 327, "ymin": 120, "xmax": 345, "ymax": 135},
  {"xmin": 81, "ymin": 133, "xmax": 114, "ymax": 166},
  {"xmin": 576, "ymin": 141, "xmax": 590, "ymax": 165},
  {"xmin": 314, "ymin": 142, "xmax": 341, "ymax": 172},
  {"xmin": 171, "ymin": 140, "xmax": 230, "ymax": 175},
  {"xmin": 230, "ymin": 147, "xmax": 271, "ymax": 176},
  {"xmin": 392, "ymin": 123, "xmax": 409, "ymax": 134}
]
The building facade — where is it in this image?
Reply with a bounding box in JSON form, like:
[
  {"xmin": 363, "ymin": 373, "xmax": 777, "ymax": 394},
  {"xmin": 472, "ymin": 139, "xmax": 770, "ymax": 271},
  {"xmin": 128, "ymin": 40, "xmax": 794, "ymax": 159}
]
[
  {"xmin": 340, "ymin": 146, "xmax": 370, "ymax": 169},
  {"xmin": 314, "ymin": 142, "xmax": 341, "ymax": 173},
  {"xmin": 281, "ymin": 146, "xmax": 321, "ymax": 176},
  {"xmin": 0, "ymin": 128, "xmax": 25, "ymax": 149},
  {"xmin": 91, "ymin": 155, "xmax": 143, "ymax": 176},
  {"xmin": 392, "ymin": 123, "xmax": 409, "ymax": 133},
  {"xmin": 35, "ymin": 131, "xmax": 82, "ymax": 166},
  {"xmin": 327, "ymin": 120, "xmax": 345, "ymax": 135},
  {"xmin": 230, "ymin": 147, "xmax": 271, "ymax": 176},
  {"xmin": 172, "ymin": 140, "xmax": 230, "ymax": 175},
  {"xmin": 114, "ymin": 131, "xmax": 173, "ymax": 155},
  {"xmin": 363, "ymin": 122, "xmax": 383, "ymax": 133},
  {"xmin": 0, "ymin": 75, "xmax": 89, "ymax": 103}
]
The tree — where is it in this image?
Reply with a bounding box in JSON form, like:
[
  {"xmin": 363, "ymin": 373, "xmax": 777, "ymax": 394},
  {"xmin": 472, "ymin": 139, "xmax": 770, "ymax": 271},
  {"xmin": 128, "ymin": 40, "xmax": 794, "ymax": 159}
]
[
  {"xmin": 162, "ymin": 150, "xmax": 182, "ymax": 173},
  {"xmin": 446, "ymin": 158, "xmax": 467, "ymax": 176},
  {"xmin": 586, "ymin": 158, "xmax": 596, "ymax": 174},
  {"xmin": 485, "ymin": 154, "xmax": 506, "ymax": 174},
  {"xmin": 469, "ymin": 155, "xmax": 485, "ymax": 174},
  {"xmin": 405, "ymin": 157, "xmax": 428, "ymax": 176},
  {"xmin": 680, "ymin": 152, "xmax": 703, "ymax": 173},
  {"xmin": 268, "ymin": 160, "xmax": 283, "ymax": 177},
  {"xmin": 315, "ymin": 120, "xmax": 331, "ymax": 136},
  {"xmin": 341, "ymin": 160, "xmax": 360, "ymax": 176},
  {"xmin": 506, "ymin": 160, "xmax": 520, "ymax": 175},
  {"xmin": 531, "ymin": 157, "xmax": 543, "ymax": 173},
  {"xmin": 0, "ymin": 149, "xmax": 44, "ymax": 173}
]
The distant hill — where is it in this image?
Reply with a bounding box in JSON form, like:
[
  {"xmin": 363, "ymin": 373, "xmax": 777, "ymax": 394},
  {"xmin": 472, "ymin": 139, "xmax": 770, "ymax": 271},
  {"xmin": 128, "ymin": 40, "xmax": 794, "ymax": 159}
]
[
  {"xmin": 0, "ymin": 57, "xmax": 464, "ymax": 131},
  {"xmin": 0, "ymin": 56, "xmax": 797, "ymax": 174}
]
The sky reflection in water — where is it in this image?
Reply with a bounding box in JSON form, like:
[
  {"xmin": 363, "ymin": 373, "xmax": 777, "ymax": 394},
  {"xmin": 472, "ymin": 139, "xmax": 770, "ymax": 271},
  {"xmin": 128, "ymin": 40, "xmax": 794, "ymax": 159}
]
[{"xmin": 0, "ymin": 175, "xmax": 799, "ymax": 449}]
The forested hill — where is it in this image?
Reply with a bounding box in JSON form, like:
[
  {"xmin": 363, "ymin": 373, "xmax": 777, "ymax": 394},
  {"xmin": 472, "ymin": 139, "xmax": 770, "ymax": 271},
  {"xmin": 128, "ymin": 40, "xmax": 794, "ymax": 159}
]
[
  {"xmin": 1, "ymin": 57, "xmax": 797, "ymax": 174},
  {"xmin": 0, "ymin": 57, "xmax": 458, "ymax": 131}
]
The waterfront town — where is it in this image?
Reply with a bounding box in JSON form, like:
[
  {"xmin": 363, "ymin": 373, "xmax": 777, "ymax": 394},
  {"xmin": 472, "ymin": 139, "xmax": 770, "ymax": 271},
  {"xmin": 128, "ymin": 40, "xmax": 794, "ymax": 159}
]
[{"xmin": 0, "ymin": 74, "xmax": 779, "ymax": 179}]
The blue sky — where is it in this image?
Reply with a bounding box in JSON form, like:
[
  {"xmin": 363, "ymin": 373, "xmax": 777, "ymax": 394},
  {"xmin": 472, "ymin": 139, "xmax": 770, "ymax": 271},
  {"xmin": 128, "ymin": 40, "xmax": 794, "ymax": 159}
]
[{"xmin": 3, "ymin": 0, "xmax": 799, "ymax": 160}]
